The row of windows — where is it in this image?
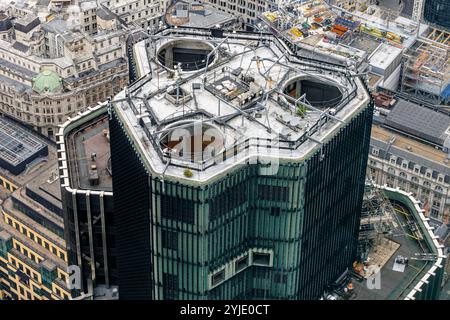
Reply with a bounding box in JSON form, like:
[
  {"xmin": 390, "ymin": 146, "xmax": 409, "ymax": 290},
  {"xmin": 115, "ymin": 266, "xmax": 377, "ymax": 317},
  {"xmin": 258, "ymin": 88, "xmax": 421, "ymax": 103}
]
[
  {"xmin": 12, "ymin": 239, "xmax": 43, "ymax": 265},
  {"xmin": 6, "ymin": 239, "xmax": 68, "ymax": 287},
  {"xmin": 5, "ymin": 259, "xmax": 68, "ymax": 300},
  {"xmin": 369, "ymin": 164, "xmax": 447, "ymax": 193},
  {"xmin": 161, "ymin": 195, "xmax": 195, "ymax": 224}
]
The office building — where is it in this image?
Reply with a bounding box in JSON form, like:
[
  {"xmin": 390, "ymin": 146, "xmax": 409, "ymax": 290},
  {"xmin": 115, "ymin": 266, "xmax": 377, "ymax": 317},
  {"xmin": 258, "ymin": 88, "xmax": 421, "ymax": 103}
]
[{"xmin": 204, "ymin": 0, "xmax": 276, "ymax": 26}]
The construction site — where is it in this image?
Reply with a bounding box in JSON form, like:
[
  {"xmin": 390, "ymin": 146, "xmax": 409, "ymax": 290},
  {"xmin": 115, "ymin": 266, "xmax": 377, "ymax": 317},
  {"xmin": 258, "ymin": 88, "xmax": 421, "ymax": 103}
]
[{"xmin": 260, "ymin": 0, "xmax": 449, "ymax": 106}]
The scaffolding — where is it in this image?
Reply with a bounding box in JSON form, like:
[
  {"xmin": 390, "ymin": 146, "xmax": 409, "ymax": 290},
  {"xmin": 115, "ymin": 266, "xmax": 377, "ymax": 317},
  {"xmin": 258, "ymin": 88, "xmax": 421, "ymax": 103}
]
[{"xmin": 400, "ymin": 27, "xmax": 450, "ymax": 105}]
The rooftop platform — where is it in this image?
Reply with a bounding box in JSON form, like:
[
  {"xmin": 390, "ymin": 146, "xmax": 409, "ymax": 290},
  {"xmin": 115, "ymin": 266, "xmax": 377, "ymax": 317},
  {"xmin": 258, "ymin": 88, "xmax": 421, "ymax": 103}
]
[
  {"xmin": 65, "ymin": 112, "xmax": 112, "ymax": 192},
  {"xmin": 0, "ymin": 117, "xmax": 48, "ymax": 175},
  {"xmin": 116, "ymin": 27, "xmax": 370, "ymax": 183}
]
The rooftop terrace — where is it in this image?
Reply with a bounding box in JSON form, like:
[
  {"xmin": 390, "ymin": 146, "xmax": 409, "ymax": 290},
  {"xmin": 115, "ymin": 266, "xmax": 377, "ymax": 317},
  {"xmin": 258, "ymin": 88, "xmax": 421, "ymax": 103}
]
[{"xmin": 165, "ymin": 1, "xmax": 236, "ymax": 29}]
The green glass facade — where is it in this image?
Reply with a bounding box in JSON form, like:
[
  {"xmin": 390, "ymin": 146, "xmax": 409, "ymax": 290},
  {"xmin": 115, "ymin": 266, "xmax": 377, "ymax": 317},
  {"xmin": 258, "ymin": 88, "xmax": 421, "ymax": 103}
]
[{"xmin": 109, "ymin": 97, "xmax": 373, "ymax": 300}]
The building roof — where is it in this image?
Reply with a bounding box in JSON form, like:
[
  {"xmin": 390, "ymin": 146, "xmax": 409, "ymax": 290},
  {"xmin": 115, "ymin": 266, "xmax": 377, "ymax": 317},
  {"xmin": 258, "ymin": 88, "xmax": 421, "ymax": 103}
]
[
  {"xmin": 80, "ymin": 0, "xmax": 97, "ymax": 12},
  {"xmin": 369, "ymin": 42, "xmax": 403, "ymax": 73},
  {"xmin": 385, "ymin": 99, "xmax": 450, "ymax": 147},
  {"xmin": 111, "ymin": 29, "xmax": 370, "ymax": 183},
  {"xmin": 33, "ymin": 70, "xmax": 62, "ymax": 94},
  {"xmin": 42, "ymin": 18, "xmax": 68, "ymax": 35},
  {"xmin": 166, "ymin": 1, "xmax": 236, "ymax": 28},
  {"xmin": 370, "ymin": 125, "xmax": 450, "ymax": 177}
]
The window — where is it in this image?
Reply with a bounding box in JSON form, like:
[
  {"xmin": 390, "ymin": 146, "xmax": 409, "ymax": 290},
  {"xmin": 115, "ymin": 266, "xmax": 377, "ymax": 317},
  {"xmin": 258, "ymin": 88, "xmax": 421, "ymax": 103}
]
[
  {"xmin": 211, "ymin": 269, "xmax": 225, "ymax": 286},
  {"xmin": 209, "ymin": 182, "xmax": 247, "ymax": 220}
]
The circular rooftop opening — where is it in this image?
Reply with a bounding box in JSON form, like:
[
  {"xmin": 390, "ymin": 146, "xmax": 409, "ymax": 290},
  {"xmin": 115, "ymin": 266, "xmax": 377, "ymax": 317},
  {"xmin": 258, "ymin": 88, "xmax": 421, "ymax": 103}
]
[
  {"xmin": 157, "ymin": 39, "xmax": 216, "ymax": 72},
  {"xmin": 283, "ymin": 76, "xmax": 343, "ymax": 110},
  {"xmin": 160, "ymin": 120, "xmax": 225, "ymax": 162}
]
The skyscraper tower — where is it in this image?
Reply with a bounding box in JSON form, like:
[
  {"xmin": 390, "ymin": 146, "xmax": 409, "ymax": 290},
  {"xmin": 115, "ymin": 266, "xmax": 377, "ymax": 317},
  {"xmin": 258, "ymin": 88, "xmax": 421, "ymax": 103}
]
[{"xmin": 63, "ymin": 28, "xmax": 373, "ymax": 300}]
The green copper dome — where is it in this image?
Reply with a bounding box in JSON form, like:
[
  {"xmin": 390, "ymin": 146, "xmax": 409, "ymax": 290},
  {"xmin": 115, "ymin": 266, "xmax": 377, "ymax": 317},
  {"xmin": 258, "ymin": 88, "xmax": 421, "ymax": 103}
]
[{"xmin": 33, "ymin": 70, "xmax": 62, "ymax": 94}]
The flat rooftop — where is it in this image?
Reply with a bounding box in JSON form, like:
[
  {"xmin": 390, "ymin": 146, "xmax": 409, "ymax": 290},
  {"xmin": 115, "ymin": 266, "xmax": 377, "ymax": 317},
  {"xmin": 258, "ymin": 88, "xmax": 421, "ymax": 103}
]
[
  {"xmin": 166, "ymin": 1, "xmax": 236, "ymax": 28},
  {"xmin": 65, "ymin": 113, "xmax": 112, "ymax": 192},
  {"xmin": 115, "ymin": 28, "xmax": 370, "ymax": 183},
  {"xmin": 0, "ymin": 117, "xmax": 48, "ymax": 175},
  {"xmin": 260, "ymin": 0, "xmax": 428, "ymax": 68}
]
